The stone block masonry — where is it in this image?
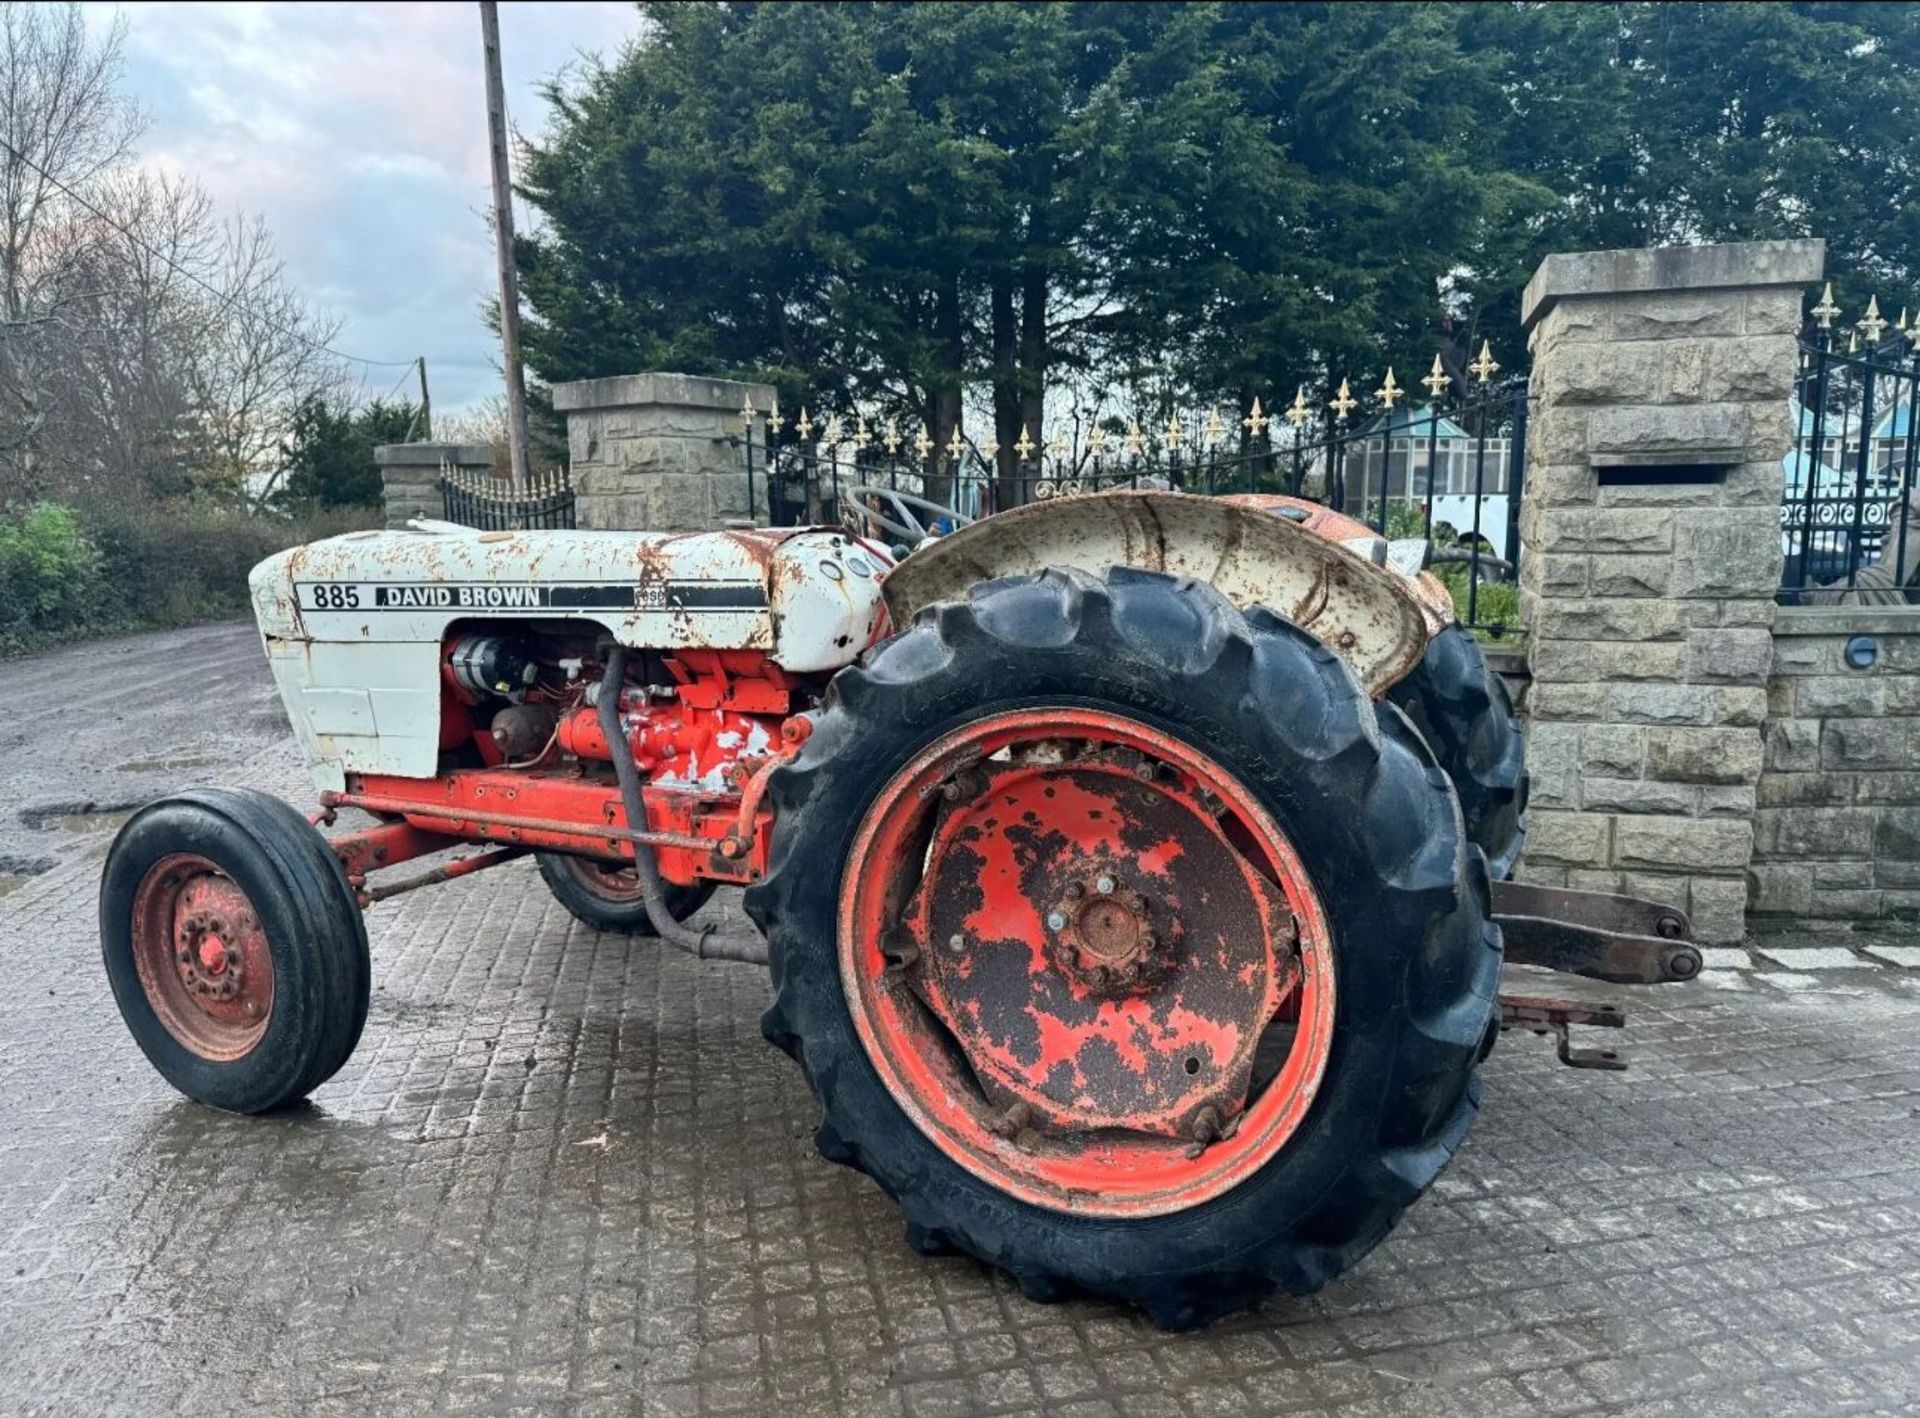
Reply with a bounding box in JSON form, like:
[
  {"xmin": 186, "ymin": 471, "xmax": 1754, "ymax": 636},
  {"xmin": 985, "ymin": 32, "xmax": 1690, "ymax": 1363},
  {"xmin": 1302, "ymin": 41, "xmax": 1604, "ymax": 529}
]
[
  {"xmin": 372, "ymin": 442, "xmax": 495, "ymax": 528},
  {"xmin": 551, "ymin": 372, "xmax": 775, "ymax": 531},
  {"xmin": 1751, "ymin": 608, "xmax": 1920, "ymax": 932},
  {"xmin": 1516, "ymin": 239, "xmax": 1825, "ymax": 941}
]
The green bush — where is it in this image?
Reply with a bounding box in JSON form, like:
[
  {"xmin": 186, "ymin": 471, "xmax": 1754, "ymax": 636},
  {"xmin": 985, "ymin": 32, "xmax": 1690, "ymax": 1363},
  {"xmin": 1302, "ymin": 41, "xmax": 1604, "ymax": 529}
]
[
  {"xmin": 0, "ymin": 503, "xmax": 104, "ymax": 648},
  {"xmin": 0, "ymin": 500, "xmax": 377, "ymax": 656}
]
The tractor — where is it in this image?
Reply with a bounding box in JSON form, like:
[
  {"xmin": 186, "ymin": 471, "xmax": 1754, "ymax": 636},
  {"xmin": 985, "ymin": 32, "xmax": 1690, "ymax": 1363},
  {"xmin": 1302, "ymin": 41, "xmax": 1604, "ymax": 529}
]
[{"xmin": 99, "ymin": 490, "xmax": 1699, "ymax": 1329}]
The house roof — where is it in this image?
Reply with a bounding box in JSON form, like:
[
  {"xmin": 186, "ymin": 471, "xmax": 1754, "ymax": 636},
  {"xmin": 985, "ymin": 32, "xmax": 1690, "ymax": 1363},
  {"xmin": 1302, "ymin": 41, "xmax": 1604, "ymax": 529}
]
[{"xmin": 1352, "ymin": 404, "xmax": 1470, "ymax": 441}]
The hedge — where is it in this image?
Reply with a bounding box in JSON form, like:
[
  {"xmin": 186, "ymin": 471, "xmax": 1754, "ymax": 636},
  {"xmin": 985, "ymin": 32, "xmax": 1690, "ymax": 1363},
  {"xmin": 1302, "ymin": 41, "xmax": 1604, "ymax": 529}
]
[{"xmin": 0, "ymin": 501, "xmax": 376, "ymax": 655}]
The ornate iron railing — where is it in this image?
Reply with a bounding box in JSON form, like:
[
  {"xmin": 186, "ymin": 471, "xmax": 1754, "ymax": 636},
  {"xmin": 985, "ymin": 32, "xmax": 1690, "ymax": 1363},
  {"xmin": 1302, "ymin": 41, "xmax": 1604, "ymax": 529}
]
[
  {"xmin": 737, "ymin": 349, "xmax": 1528, "ymax": 636},
  {"xmin": 1786, "ymin": 288, "xmax": 1919, "ymax": 601},
  {"xmin": 438, "ymin": 464, "xmax": 576, "ymax": 531}
]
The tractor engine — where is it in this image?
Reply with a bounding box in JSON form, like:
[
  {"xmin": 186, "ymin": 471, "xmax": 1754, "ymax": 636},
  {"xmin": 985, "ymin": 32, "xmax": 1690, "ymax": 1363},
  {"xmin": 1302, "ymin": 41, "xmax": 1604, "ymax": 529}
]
[
  {"xmin": 240, "ymin": 522, "xmax": 890, "ymax": 899},
  {"xmin": 398, "ymin": 632, "xmax": 815, "ymax": 889}
]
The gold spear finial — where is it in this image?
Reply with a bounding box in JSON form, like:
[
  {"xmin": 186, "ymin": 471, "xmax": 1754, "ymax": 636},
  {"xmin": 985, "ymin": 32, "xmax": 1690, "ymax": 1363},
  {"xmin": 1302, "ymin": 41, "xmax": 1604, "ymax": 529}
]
[
  {"xmin": 913, "ymin": 425, "xmax": 934, "ymax": 458},
  {"xmin": 946, "ymin": 424, "xmax": 966, "ymax": 460},
  {"xmin": 1202, "ymin": 406, "xmax": 1225, "ymax": 448},
  {"xmin": 1848, "ymin": 328, "xmax": 1860, "ymax": 354},
  {"xmin": 1242, "ymin": 397, "xmax": 1268, "ymax": 438},
  {"xmin": 1014, "ymin": 424, "xmax": 1036, "ymax": 460},
  {"xmin": 1125, "ymin": 419, "xmax": 1144, "ymax": 456},
  {"xmin": 883, "ymin": 416, "xmax": 901, "ymax": 454},
  {"xmin": 1376, "ymin": 367, "xmax": 1402, "ymax": 409},
  {"xmin": 1045, "ymin": 427, "xmax": 1068, "ymax": 460},
  {"xmin": 1860, "ymin": 295, "xmax": 1889, "ymax": 343},
  {"xmin": 1468, "ymin": 341, "xmax": 1500, "ymax": 384},
  {"xmin": 1286, "ymin": 386, "xmax": 1310, "ymax": 427},
  {"xmin": 1164, "ymin": 413, "xmax": 1182, "ymax": 450},
  {"xmin": 1811, "ymin": 281, "xmax": 1841, "ymax": 330},
  {"xmin": 822, "ymin": 413, "xmax": 843, "ymax": 447},
  {"xmin": 1330, "ymin": 378, "xmax": 1357, "ymax": 422},
  {"xmin": 766, "ymin": 397, "xmax": 783, "ymax": 436},
  {"xmin": 982, "ymin": 432, "xmax": 1000, "ymax": 461},
  {"xmin": 854, "ymin": 415, "xmax": 871, "ymax": 451},
  {"xmin": 1423, "ymin": 354, "xmax": 1449, "ymax": 399},
  {"xmin": 740, "ymin": 393, "xmax": 756, "ymax": 427},
  {"xmin": 795, "ymin": 406, "xmax": 814, "ymax": 440},
  {"xmin": 1088, "ymin": 423, "xmax": 1108, "ymax": 456}
]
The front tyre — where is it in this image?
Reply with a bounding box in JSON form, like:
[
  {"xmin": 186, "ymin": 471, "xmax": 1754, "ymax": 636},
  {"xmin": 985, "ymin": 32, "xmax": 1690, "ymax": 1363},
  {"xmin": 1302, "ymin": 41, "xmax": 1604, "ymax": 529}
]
[
  {"xmin": 747, "ymin": 567, "xmax": 1499, "ymax": 1328},
  {"xmin": 100, "ymin": 788, "xmax": 370, "ymax": 1114},
  {"xmin": 534, "ymin": 852, "xmax": 715, "ymax": 935}
]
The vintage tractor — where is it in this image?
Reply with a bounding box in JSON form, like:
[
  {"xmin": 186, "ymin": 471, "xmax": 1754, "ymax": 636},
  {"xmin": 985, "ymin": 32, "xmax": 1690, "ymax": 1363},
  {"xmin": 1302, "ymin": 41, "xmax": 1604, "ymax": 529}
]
[{"xmin": 99, "ymin": 491, "xmax": 1699, "ymax": 1328}]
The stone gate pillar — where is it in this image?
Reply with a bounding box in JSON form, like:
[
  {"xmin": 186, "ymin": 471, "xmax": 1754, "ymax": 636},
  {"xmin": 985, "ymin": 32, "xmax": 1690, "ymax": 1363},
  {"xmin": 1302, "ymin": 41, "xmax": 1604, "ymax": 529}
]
[
  {"xmin": 552, "ymin": 373, "xmax": 775, "ymax": 531},
  {"xmin": 1516, "ymin": 239, "xmax": 1824, "ymax": 941},
  {"xmin": 373, "ymin": 442, "xmax": 496, "ymax": 528}
]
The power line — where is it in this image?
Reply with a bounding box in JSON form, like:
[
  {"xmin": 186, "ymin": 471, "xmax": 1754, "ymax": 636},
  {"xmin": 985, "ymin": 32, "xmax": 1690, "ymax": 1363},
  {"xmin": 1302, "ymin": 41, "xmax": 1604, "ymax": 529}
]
[{"xmin": 0, "ymin": 133, "xmax": 418, "ymax": 370}]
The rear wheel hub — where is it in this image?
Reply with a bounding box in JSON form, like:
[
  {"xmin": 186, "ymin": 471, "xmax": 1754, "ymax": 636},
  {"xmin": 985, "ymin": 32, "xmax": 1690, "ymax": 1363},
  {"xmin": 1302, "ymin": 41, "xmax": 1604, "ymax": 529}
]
[{"xmin": 841, "ymin": 708, "xmax": 1335, "ymax": 1217}]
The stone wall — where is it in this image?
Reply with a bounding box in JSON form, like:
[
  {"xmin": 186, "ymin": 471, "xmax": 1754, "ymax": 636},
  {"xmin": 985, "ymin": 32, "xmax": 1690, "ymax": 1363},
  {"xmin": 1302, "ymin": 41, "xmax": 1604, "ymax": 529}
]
[
  {"xmin": 1751, "ymin": 607, "xmax": 1920, "ymax": 934},
  {"xmin": 373, "ymin": 443, "xmax": 495, "ymax": 528},
  {"xmin": 1515, "ymin": 240, "xmax": 1824, "ymax": 941},
  {"xmin": 551, "ymin": 373, "xmax": 774, "ymax": 531}
]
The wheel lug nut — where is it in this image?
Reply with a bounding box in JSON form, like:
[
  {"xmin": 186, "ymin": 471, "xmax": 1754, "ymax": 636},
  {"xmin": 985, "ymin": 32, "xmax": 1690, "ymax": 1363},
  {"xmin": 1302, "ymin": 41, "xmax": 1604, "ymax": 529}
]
[
  {"xmin": 1065, "ymin": 883, "xmax": 1084, "ymax": 900},
  {"xmin": 1095, "ymin": 876, "xmax": 1116, "ymax": 895},
  {"xmin": 1045, "ymin": 911, "xmax": 1067, "ymax": 932},
  {"xmin": 947, "ymin": 934, "xmax": 965, "ymax": 954}
]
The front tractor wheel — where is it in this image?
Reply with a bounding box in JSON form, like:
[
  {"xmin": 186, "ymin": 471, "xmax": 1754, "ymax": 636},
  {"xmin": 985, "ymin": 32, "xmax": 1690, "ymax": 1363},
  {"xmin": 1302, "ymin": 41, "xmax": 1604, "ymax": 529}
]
[
  {"xmin": 100, "ymin": 788, "xmax": 370, "ymax": 1114},
  {"xmin": 748, "ymin": 567, "xmax": 1499, "ymax": 1328},
  {"xmin": 534, "ymin": 852, "xmax": 715, "ymax": 935}
]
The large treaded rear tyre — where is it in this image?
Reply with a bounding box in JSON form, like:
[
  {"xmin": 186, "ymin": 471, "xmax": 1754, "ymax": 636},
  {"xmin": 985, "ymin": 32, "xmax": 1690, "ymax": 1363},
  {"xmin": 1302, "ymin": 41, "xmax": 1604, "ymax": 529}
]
[
  {"xmin": 535, "ymin": 852, "xmax": 715, "ymax": 935},
  {"xmin": 746, "ymin": 567, "xmax": 1499, "ymax": 1328},
  {"xmin": 1385, "ymin": 623, "xmax": 1529, "ymax": 879},
  {"xmin": 101, "ymin": 788, "xmax": 370, "ymax": 1113}
]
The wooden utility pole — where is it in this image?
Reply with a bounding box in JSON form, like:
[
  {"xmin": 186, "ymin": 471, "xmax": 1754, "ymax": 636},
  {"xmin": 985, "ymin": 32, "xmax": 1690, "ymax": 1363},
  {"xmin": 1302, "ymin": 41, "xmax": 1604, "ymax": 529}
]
[
  {"xmin": 416, "ymin": 356, "xmax": 432, "ymax": 440},
  {"xmin": 479, "ymin": 1, "xmax": 532, "ymax": 487}
]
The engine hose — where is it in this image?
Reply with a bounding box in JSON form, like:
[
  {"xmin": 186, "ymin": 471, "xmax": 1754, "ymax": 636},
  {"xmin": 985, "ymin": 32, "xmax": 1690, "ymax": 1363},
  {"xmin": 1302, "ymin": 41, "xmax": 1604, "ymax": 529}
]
[{"xmin": 597, "ymin": 646, "xmax": 769, "ymax": 965}]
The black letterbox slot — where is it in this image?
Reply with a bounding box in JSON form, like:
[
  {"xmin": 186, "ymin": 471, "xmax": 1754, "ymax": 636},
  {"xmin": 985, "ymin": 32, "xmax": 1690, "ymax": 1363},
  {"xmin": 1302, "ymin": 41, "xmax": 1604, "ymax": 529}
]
[{"xmin": 1594, "ymin": 462, "xmax": 1729, "ymax": 486}]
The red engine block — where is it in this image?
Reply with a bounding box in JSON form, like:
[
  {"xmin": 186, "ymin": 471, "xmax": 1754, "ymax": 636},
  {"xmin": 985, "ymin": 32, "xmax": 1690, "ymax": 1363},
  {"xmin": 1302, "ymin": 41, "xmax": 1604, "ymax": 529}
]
[{"xmin": 320, "ymin": 648, "xmax": 812, "ymax": 899}]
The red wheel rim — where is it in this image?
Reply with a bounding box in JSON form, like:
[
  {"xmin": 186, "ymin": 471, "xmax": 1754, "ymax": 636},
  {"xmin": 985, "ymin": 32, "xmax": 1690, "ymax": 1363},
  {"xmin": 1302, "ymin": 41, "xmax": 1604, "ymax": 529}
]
[
  {"xmin": 568, "ymin": 856, "xmax": 644, "ymax": 901},
  {"xmin": 839, "ymin": 708, "xmax": 1336, "ymax": 1218},
  {"xmin": 130, "ymin": 853, "xmax": 274, "ymax": 1061}
]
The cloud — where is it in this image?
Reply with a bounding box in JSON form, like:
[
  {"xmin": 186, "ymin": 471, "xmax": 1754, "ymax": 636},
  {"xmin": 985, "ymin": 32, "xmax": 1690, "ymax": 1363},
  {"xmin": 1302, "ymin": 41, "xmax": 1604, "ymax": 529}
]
[{"xmin": 81, "ymin": 1, "xmax": 640, "ymax": 409}]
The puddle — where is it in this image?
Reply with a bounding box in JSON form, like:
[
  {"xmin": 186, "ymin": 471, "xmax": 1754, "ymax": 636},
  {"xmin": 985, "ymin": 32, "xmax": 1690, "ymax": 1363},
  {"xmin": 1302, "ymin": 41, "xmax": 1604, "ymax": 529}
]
[
  {"xmin": 20, "ymin": 801, "xmax": 140, "ymax": 834},
  {"xmin": 115, "ymin": 755, "xmax": 223, "ymax": 774}
]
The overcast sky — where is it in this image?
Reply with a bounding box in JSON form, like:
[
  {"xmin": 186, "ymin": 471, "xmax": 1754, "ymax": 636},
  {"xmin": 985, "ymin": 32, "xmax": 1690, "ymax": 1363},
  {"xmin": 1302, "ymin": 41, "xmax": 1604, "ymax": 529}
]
[{"xmin": 81, "ymin": 1, "xmax": 645, "ymax": 413}]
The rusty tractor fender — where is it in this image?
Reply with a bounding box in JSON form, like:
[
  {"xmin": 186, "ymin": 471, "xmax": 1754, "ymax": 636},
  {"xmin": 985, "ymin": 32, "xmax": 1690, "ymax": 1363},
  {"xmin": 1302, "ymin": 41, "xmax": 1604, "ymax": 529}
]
[{"xmin": 880, "ymin": 490, "xmax": 1432, "ymax": 696}]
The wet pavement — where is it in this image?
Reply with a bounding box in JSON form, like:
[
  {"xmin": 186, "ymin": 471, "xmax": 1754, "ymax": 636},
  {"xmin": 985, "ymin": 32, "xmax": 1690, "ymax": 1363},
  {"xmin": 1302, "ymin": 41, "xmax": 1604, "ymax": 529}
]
[{"xmin": 4, "ymin": 622, "xmax": 1920, "ymax": 1416}]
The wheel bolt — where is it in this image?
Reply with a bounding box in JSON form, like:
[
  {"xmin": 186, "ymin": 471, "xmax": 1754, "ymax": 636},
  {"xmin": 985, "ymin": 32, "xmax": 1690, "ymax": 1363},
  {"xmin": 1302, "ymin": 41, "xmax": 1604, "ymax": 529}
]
[
  {"xmin": 947, "ymin": 933, "xmax": 965, "ymax": 954},
  {"xmin": 1095, "ymin": 875, "xmax": 1116, "ymax": 895},
  {"xmin": 1064, "ymin": 882, "xmax": 1084, "ymax": 900},
  {"xmin": 1045, "ymin": 911, "xmax": 1068, "ymax": 932}
]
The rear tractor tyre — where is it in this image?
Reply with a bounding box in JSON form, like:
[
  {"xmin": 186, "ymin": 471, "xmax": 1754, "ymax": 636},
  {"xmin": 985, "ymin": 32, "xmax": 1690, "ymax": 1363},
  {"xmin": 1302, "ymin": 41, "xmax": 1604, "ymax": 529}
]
[
  {"xmin": 100, "ymin": 788, "xmax": 370, "ymax": 1114},
  {"xmin": 535, "ymin": 852, "xmax": 715, "ymax": 936},
  {"xmin": 748, "ymin": 566, "xmax": 1499, "ymax": 1328},
  {"xmin": 1385, "ymin": 622, "xmax": 1529, "ymax": 879}
]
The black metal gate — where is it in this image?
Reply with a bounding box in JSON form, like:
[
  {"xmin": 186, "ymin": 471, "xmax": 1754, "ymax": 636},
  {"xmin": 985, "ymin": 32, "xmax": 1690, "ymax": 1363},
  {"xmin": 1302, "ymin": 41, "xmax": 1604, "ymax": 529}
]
[
  {"xmin": 439, "ymin": 466, "xmax": 576, "ymax": 531},
  {"xmin": 1784, "ymin": 296, "xmax": 1918, "ymax": 600},
  {"xmin": 738, "ymin": 368, "xmax": 1529, "ymax": 636}
]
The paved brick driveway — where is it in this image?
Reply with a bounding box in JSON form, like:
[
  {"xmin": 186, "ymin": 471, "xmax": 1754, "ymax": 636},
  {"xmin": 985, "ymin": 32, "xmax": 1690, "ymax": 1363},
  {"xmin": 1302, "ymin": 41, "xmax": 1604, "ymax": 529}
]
[{"xmin": 3, "ymin": 628, "xmax": 1920, "ymax": 1417}]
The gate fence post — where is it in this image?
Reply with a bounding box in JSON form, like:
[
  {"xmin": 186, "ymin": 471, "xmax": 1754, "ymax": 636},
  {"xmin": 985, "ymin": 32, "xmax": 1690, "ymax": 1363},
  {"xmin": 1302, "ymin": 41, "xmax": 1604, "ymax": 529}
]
[
  {"xmin": 1516, "ymin": 239, "xmax": 1825, "ymax": 942},
  {"xmin": 373, "ymin": 442, "xmax": 496, "ymax": 528},
  {"xmin": 551, "ymin": 373, "xmax": 777, "ymax": 531}
]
